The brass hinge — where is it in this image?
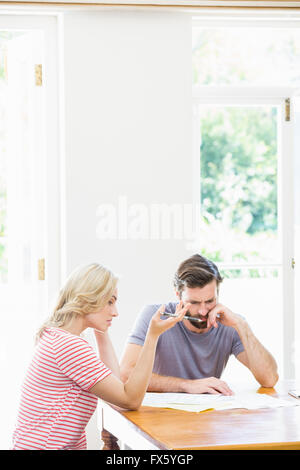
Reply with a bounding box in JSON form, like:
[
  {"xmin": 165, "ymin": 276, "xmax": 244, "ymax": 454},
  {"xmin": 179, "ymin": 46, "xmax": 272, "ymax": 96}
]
[
  {"xmin": 285, "ymin": 98, "xmax": 290, "ymax": 122},
  {"xmin": 38, "ymin": 258, "xmax": 45, "ymax": 280},
  {"xmin": 35, "ymin": 64, "xmax": 42, "ymax": 86},
  {"xmin": 292, "ymin": 258, "xmax": 295, "ymax": 269}
]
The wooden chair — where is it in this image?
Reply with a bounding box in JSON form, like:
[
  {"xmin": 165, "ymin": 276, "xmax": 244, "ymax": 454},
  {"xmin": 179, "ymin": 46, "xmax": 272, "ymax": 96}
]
[{"xmin": 101, "ymin": 428, "xmax": 120, "ymax": 450}]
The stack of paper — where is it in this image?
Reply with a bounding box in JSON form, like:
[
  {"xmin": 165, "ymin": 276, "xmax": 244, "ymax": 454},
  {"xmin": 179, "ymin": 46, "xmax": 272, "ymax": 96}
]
[{"xmin": 142, "ymin": 391, "xmax": 300, "ymax": 413}]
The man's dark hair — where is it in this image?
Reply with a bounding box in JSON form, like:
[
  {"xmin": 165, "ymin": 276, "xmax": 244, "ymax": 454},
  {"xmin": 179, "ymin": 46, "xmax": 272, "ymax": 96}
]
[{"xmin": 174, "ymin": 254, "xmax": 223, "ymax": 295}]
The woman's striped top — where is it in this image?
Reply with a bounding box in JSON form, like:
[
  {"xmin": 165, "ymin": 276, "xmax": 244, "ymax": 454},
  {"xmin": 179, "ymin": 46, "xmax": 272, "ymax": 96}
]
[{"xmin": 12, "ymin": 327, "xmax": 111, "ymax": 450}]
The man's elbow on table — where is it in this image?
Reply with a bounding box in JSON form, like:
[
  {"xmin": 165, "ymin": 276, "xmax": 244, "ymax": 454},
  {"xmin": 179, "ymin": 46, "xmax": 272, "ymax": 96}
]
[{"xmin": 260, "ymin": 372, "xmax": 279, "ymax": 389}]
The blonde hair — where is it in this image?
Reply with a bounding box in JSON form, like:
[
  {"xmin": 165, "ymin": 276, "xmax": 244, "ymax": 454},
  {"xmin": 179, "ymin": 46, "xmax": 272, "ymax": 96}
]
[{"xmin": 36, "ymin": 263, "xmax": 118, "ymax": 343}]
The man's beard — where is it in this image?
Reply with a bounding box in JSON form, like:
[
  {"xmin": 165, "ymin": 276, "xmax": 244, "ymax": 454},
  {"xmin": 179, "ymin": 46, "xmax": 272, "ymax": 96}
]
[{"xmin": 186, "ymin": 311, "xmax": 207, "ymax": 330}]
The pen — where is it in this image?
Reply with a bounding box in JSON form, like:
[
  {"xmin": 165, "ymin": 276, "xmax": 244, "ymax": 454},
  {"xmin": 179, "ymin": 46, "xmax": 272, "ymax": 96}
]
[{"xmin": 161, "ymin": 312, "xmax": 206, "ymax": 323}]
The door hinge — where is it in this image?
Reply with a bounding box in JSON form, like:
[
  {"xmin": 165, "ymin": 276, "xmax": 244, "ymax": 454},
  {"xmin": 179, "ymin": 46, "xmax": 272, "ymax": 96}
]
[
  {"xmin": 38, "ymin": 258, "xmax": 45, "ymax": 280},
  {"xmin": 35, "ymin": 64, "xmax": 42, "ymax": 86},
  {"xmin": 292, "ymin": 258, "xmax": 295, "ymax": 269},
  {"xmin": 285, "ymin": 98, "xmax": 290, "ymax": 122}
]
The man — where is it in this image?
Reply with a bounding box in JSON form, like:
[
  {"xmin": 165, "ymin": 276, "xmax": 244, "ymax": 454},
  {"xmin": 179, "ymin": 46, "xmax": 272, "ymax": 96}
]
[{"xmin": 120, "ymin": 254, "xmax": 279, "ymax": 394}]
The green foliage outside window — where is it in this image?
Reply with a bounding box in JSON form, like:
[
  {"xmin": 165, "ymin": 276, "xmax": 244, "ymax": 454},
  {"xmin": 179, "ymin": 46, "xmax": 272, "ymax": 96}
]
[{"xmin": 198, "ymin": 106, "xmax": 278, "ymax": 269}]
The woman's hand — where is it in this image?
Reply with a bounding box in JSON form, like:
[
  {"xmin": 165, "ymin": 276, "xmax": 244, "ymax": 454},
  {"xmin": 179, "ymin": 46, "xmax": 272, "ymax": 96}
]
[{"xmin": 148, "ymin": 301, "xmax": 191, "ymax": 338}]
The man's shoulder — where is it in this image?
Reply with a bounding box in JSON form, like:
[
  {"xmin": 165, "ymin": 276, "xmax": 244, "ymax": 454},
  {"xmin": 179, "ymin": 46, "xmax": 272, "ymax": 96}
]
[{"xmin": 140, "ymin": 301, "xmax": 178, "ymax": 317}]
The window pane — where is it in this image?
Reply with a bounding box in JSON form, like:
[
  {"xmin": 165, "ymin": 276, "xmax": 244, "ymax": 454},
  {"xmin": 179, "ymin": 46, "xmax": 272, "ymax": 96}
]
[
  {"xmin": 198, "ymin": 105, "xmax": 280, "ymax": 265},
  {"xmin": 193, "ymin": 27, "xmax": 300, "ymax": 86},
  {"xmin": 219, "ymin": 267, "xmax": 283, "ymax": 380}
]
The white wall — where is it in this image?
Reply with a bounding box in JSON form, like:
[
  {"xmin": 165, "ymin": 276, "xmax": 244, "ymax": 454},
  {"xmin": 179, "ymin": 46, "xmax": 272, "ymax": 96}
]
[
  {"xmin": 62, "ymin": 9, "xmax": 193, "ymax": 356},
  {"xmin": 61, "ymin": 9, "xmax": 193, "ymax": 448}
]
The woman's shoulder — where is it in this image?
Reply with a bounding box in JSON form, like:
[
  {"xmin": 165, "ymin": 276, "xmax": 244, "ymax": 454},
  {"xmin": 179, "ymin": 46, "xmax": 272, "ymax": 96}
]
[{"xmin": 42, "ymin": 327, "xmax": 89, "ymax": 347}]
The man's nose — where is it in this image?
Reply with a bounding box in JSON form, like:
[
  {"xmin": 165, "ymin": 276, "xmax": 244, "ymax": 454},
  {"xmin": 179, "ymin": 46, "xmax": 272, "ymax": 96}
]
[{"xmin": 198, "ymin": 305, "xmax": 208, "ymax": 316}]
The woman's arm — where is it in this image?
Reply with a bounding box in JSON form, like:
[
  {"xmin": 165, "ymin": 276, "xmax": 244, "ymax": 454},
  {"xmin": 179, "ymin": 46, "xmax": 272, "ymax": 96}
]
[
  {"xmin": 94, "ymin": 330, "xmax": 121, "ymax": 378},
  {"xmin": 89, "ymin": 302, "xmax": 191, "ymax": 410}
]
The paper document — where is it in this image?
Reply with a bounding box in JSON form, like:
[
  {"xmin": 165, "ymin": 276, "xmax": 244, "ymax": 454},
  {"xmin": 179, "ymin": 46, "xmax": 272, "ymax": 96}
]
[{"xmin": 142, "ymin": 391, "xmax": 300, "ymax": 412}]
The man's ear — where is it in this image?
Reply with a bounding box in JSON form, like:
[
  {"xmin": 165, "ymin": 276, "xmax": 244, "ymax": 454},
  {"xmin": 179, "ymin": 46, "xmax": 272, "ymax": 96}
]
[{"xmin": 175, "ymin": 290, "xmax": 182, "ymax": 300}]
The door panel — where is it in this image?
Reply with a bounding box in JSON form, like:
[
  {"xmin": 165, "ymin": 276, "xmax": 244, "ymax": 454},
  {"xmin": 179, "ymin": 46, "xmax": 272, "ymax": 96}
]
[{"xmin": 0, "ymin": 27, "xmax": 48, "ymax": 449}]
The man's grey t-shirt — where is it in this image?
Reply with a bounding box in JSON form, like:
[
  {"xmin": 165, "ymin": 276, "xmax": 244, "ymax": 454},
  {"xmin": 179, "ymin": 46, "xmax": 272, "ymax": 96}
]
[{"xmin": 127, "ymin": 302, "xmax": 245, "ymax": 380}]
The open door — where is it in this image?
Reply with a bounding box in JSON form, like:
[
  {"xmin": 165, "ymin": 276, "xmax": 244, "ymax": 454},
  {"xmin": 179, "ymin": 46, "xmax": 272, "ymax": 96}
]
[{"xmin": 0, "ymin": 27, "xmax": 48, "ymax": 449}]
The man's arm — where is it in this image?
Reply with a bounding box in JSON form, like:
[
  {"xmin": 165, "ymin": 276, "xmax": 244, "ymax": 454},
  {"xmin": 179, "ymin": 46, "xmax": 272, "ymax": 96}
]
[
  {"xmin": 120, "ymin": 343, "xmax": 233, "ymax": 395},
  {"xmin": 234, "ymin": 321, "xmax": 279, "ymax": 388},
  {"xmin": 208, "ymin": 304, "xmax": 279, "ymax": 388}
]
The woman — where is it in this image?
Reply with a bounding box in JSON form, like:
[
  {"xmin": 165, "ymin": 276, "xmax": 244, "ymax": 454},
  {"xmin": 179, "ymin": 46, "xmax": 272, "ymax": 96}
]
[{"xmin": 12, "ymin": 263, "xmax": 190, "ymax": 450}]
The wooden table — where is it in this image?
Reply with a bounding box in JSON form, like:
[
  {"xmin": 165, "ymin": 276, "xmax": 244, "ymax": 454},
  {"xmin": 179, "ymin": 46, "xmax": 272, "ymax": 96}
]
[{"xmin": 99, "ymin": 380, "xmax": 300, "ymax": 450}]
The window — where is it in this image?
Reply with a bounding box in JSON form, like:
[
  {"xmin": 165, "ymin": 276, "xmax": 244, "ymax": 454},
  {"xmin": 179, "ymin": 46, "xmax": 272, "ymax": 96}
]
[
  {"xmin": 193, "ymin": 24, "xmax": 300, "ymax": 87},
  {"xmin": 192, "ymin": 18, "xmax": 299, "ymax": 382}
]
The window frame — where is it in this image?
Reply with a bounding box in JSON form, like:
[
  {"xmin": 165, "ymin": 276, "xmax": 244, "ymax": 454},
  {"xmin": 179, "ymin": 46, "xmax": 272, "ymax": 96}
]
[{"xmin": 192, "ymin": 17, "xmax": 299, "ymax": 379}]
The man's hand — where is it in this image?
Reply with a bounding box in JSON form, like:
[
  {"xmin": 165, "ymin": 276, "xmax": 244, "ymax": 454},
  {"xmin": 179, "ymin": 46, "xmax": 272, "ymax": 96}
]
[
  {"xmin": 183, "ymin": 377, "xmax": 234, "ymax": 395},
  {"xmin": 207, "ymin": 303, "xmax": 244, "ymax": 330}
]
